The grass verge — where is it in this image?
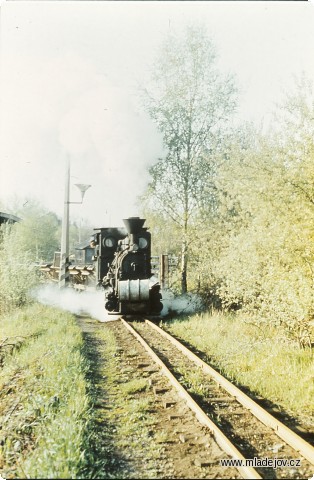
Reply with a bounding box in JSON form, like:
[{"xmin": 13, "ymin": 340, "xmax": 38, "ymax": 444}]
[
  {"xmin": 0, "ymin": 304, "xmax": 89, "ymax": 479},
  {"xmin": 165, "ymin": 311, "xmax": 314, "ymax": 419},
  {"xmin": 1, "ymin": 308, "xmax": 164, "ymax": 479}
]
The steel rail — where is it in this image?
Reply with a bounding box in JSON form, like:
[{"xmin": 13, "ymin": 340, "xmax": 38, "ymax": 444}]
[
  {"xmin": 121, "ymin": 318, "xmax": 261, "ymax": 479},
  {"xmin": 145, "ymin": 319, "xmax": 314, "ymax": 466}
]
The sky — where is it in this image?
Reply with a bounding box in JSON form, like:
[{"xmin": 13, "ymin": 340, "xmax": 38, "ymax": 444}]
[{"xmin": 1, "ymin": 1, "xmax": 314, "ymax": 228}]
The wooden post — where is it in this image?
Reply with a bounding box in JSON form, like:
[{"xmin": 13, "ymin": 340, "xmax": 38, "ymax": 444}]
[{"xmin": 159, "ymin": 254, "xmax": 169, "ymax": 290}]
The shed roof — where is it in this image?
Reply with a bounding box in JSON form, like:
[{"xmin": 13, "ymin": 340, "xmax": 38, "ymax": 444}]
[
  {"xmin": 75, "ymin": 240, "xmax": 94, "ymax": 251},
  {"xmin": 0, "ymin": 212, "xmax": 21, "ymax": 225}
]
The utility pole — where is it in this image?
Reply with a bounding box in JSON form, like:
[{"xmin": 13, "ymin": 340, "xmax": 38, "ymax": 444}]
[
  {"xmin": 59, "ymin": 156, "xmax": 70, "ymax": 288},
  {"xmin": 59, "ymin": 157, "xmax": 91, "ymax": 289}
]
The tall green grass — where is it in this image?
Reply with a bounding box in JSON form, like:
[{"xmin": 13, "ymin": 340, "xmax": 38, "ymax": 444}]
[
  {"xmin": 166, "ymin": 311, "xmax": 314, "ymax": 417},
  {"xmin": 0, "ymin": 304, "xmax": 89, "ymax": 478}
]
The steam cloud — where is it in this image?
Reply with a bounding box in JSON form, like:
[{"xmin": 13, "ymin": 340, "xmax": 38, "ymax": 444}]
[
  {"xmin": 33, "ymin": 284, "xmax": 118, "ymax": 322},
  {"xmin": 160, "ymin": 290, "xmax": 203, "ymax": 317},
  {"xmin": 33, "ymin": 284, "xmax": 203, "ymax": 321},
  {"xmin": 58, "ymin": 79, "xmax": 164, "ymax": 226}
]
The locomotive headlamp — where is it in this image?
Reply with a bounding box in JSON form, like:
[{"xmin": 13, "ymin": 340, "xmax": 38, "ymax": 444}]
[
  {"xmin": 132, "ymin": 243, "xmax": 139, "ymax": 251},
  {"xmin": 138, "ymin": 237, "xmax": 148, "ymax": 249},
  {"xmin": 103, "ymin": 237, "xmax": 116, "ymax": 248}
]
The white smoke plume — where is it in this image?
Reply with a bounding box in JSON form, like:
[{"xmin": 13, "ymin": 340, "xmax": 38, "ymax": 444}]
[
  {"xmin": 160, "ymin": 290, "xmax": 203, "ymax": 317},
  {"xmin": 32, "ymin": 284, "xmax": 117, "ymax": 322},
  {"xmin": 33, "ymin": 284, "xmax": 203, "ymax": 321},
  {"xmin": 57, "ymin": 79, "xmax": 164, "ymax": 226}
]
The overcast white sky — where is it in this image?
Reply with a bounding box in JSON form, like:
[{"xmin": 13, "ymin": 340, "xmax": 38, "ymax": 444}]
[{"xmin": 1, "ymin": 1, "xmax": 314, "ymax": 227}]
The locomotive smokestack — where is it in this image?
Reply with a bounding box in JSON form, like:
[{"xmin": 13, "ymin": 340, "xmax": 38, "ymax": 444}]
[{"xmin": 123, "ymin": 217, "xmax": 146, "ymax": 234}]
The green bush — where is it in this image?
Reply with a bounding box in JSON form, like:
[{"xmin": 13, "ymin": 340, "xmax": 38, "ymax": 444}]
[{"xmin": 0, "ymin": 225, "xmax": 40, "ymax": 313}]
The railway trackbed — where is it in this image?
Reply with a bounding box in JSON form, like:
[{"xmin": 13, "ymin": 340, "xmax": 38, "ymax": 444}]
[
  {"xmin": 80, "ymin": 314, "xmax": 313, "ymax": 479},
  {"xmin": 112, "ymin": 317, "xmax": 314, "ymax": 479}
]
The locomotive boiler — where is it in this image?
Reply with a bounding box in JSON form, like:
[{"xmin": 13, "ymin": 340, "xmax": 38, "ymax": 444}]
[{"xmin": 93, "ymin": 217, "xmax": 162, "ymax": 315}]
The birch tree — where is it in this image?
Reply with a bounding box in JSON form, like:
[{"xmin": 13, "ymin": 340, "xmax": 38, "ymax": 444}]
[{"xmin": 143, "ymin": 25, "xmax": 237, "ymax": 292}]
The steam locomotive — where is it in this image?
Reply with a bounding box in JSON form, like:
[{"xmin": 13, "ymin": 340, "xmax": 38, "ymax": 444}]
[{"xmin": 92, "ymin": 217, "xmax": 163, "ymax": 315}]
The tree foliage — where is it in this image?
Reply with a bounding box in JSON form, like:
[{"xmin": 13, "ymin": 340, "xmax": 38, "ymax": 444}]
[
  {"xmin": 142, "ymin": 25, "xmax": 237, "ymax": 292},
  {"xmin": 143, "ymin": 54, "xmax": 314, "ymax": 346},
  {"xmin": 203, "ymin": 78, "xmax": 314, "ymax": 346},
  {"xmin": 0, "ymin": 224, "xmax": 40, "ymax": 313},
  {"xmin": 9, "ymin": 200, "xmax": 61, "ymax": 263},
  {"xmin": 0, "ymin": 201, "xmax": 60, "ymax": 313}
]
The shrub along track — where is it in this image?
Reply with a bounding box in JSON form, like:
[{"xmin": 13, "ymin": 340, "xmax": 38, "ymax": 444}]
[{"xmin": 78, "ymin": 315, "xmax": 314, "ymax": 479}]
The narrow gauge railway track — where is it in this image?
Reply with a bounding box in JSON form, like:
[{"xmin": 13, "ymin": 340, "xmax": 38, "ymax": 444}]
[
  {"xmin": 120, "ymin": 317, "xmax": 314, "ymax": 479},
  {"xmin": 107, "ymin": 319, "xmax": 242, "ymax": 479}
]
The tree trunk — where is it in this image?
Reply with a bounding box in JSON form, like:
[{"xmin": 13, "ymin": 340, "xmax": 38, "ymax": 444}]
[{"xmin": 181, "ymin": 238, "xmax": 188, "ymax": 294}]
